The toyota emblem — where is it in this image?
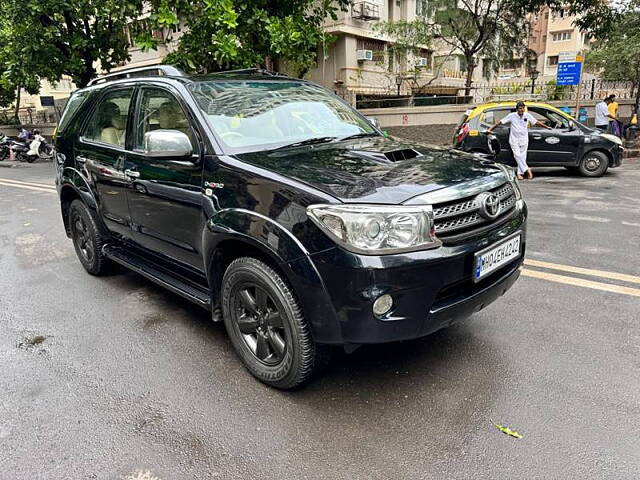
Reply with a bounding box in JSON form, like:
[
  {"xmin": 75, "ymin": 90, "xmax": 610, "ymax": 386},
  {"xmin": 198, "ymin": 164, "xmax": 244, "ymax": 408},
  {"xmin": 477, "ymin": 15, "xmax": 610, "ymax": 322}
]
[{"xmin": 476, "ymin": 192, "xmax": 501, "ymax": 220}]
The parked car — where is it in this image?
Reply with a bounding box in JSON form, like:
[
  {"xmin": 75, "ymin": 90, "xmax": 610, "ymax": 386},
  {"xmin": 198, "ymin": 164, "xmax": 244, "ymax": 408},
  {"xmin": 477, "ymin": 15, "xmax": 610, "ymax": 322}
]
[
  {"xmin": 454, "ymin": 101, "xmax": 624, "ymax": 177},
  {"xmin": 55, "ymin": 66, "xmax": 527, "ymax": 389}
]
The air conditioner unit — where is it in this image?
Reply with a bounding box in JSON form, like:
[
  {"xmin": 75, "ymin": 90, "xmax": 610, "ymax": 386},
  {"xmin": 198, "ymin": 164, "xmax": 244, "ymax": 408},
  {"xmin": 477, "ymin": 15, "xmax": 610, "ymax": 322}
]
[
  {"xmin": 416, "ymin": 57, "xmax": 430, "ymax": 67},
  {"xmin": 356, "ymin": 49, "xmax": 373, "ymax": 61}
]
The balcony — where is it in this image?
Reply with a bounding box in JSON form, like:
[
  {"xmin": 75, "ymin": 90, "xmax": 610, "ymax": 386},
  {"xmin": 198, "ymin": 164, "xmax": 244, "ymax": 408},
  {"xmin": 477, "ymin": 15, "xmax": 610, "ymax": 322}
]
[{"xmin": 351, "ymin": 2, "xmax": 381, "ymax": 21}]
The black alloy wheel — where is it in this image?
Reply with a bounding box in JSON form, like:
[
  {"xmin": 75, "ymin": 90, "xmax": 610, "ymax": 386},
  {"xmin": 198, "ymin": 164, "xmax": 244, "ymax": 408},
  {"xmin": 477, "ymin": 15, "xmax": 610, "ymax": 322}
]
[
  {"xmin": 68, "ymin": 199, "xmax": 111, "ymax": 275},
  {"xmin": 232, "ymin": 283, "xmax": 288, "ymax": 365},
  {"xmin": 221, "ymin": 257, "xmax": 330, "ymax": 389},
  {"xmin": 578, "ymin": 151, "xmax": 609, "ymax": 177}
]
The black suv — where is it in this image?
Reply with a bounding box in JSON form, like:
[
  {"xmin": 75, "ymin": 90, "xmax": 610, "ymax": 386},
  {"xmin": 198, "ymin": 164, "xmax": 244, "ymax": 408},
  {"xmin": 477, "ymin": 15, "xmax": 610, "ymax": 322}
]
[{"xmin": 55, "ymin": 66, "xmax": 527, "ymax": 389}]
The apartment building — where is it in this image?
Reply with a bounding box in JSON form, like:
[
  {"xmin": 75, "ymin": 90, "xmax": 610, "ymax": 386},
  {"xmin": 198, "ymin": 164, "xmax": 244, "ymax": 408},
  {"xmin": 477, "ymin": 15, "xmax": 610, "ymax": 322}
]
[
  {"xmin": 307, "ymin": 0, "xmax": 479, "ymax": 101},
  {"xmin": 528, "ymin": 7, "xmax": 590, "ymax": 77}
]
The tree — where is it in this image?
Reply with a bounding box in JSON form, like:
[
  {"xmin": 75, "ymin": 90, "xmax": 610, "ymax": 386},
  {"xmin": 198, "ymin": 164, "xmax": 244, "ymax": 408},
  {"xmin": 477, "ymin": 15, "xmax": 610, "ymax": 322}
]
[
  {"xmin": 145, "ymin": 0, "xmax": 350, "ymax": 77},
  {"xmin": 0, "ymin": 0, "xmax": 145, "ymax": 88},
  {"xmin": 586, "ymin": 3, "xmax": 640, "ymax": 113},
  {"xmin": 377, "ymin": 0, "xmax": 622, "ymax": 97}
]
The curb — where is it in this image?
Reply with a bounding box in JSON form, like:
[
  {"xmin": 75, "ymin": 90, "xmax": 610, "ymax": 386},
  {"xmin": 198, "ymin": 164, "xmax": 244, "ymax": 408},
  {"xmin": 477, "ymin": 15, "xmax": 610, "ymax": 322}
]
[{"xmin": 0, "ymin": 161, "xmax": 28, "ymax": 168}]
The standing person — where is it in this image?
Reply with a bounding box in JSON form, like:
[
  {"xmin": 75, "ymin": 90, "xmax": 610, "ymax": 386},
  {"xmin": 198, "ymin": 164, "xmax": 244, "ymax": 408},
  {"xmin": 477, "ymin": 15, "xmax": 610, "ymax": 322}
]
[
  {"xmin": 487, "ymin": 101, "xmax": 551, "ymax": 180},
  {"xmin": 595, "ymin": 96, "xmax": 614, "ymax": 132},
  {"xmin": 607, "ymin": 94, "xmax": 621, "ymax": 137}
]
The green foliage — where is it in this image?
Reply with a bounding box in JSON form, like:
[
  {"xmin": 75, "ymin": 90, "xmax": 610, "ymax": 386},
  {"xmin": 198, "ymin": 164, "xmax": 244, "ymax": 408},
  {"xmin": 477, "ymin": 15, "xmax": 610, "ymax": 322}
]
[
  {"xmin": 0, "ymin": 0, "xmax": 145, "ymax": 88},
  {"xmin": 147, "ymin": 0, "xmax": 350, "ymax": 77}
]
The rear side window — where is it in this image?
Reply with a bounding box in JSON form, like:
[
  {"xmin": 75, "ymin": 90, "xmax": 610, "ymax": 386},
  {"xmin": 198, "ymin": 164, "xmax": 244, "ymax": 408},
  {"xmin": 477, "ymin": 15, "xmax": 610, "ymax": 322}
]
[
  {"xmin": 83, "ymin": 88, "xmax": 134, "ymax": 147},
  {"xmin": 56, "ymin": 91, "xmax": 89, "ymax": 134},
  {"xmin": 480, "ymin": 109, "xmax": 511, "ymax": 127}
]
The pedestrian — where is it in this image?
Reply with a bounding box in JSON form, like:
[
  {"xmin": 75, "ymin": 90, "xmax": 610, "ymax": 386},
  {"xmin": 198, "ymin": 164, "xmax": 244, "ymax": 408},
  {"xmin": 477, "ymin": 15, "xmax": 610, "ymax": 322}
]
[
  {"xmin": 487, "ymin": 100, "xmax": 551, "ymax": 180},
  {"xmin": 608, "ymin": 94, "xmax": 621, "ymax": 137},
  {"xmin": 595, "ymin": 96, "xmax": 614, "ymax": 132}
]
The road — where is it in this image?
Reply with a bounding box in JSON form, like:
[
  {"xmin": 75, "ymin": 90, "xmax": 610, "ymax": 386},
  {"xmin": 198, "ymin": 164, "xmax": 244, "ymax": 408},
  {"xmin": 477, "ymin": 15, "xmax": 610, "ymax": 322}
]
[{"xmin": 1, "ymin": 159, "xmax": 639, "ymax": 479}]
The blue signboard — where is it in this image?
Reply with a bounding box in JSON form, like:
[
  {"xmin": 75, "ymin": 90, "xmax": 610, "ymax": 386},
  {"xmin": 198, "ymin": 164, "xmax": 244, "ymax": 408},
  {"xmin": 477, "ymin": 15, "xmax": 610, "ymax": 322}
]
[{"xmin": 556, "ymin": 62, "xmax": 582, "ymax": 86}]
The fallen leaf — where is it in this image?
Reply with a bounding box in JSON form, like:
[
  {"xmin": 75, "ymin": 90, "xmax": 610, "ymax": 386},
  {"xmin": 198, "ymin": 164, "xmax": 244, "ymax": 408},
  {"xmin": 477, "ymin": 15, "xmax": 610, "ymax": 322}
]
[{"xmin": 492, "ymin": 420, "xmax": 523, "ymax": 438}]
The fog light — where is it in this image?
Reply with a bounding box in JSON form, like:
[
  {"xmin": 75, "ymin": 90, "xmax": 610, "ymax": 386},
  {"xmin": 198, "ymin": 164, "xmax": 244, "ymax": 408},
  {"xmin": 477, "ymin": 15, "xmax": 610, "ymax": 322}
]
[{"xmin": 373, "ymin": 294, "xmax": 393, "ymax": 316}]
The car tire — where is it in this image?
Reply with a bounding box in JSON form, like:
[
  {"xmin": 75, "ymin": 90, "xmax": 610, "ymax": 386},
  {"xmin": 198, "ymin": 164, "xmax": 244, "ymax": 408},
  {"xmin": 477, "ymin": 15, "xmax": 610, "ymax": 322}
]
[
  {"xmin": 68, "ymin": 199, "xmax": 111, "ymax": 275},
  {"xmin": 578, "ymin": 151, "xmax": 609, "ymax": 177},
  {"xmin": 221, "ymin": 257, "xmax": 330, "ymax": 389}
]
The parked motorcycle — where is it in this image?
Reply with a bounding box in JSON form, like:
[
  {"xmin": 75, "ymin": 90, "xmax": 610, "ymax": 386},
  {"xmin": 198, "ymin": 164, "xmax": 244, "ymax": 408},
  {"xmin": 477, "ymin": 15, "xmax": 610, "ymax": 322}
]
[
  {"xmin": 26, "ymin": 131, "xmax": 54, "ymax": 162},
  {"xmin": 10, "ymin": 139, "xmax": 32, "ymax": 163},
  {"xmin": 0, "ymin": 134, "xmax": 12, "ymax": 161}
]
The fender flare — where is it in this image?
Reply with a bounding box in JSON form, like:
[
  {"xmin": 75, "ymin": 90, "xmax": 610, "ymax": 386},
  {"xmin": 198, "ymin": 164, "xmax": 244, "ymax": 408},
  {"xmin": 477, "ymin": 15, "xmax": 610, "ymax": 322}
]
[
  {"xmin": 202, "ymin": 208, "xmax": 343, "ymax": 344},
  {"xmin": 58, "ymin": 167, "xmax": 108, "ymax": 236}
]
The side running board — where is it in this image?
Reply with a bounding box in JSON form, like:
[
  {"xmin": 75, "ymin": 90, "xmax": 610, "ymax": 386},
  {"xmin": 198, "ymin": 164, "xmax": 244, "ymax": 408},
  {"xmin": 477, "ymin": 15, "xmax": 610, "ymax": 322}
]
[{"xmin": 103, "ymin": 245, "xmax": 211, "ymax": 310}]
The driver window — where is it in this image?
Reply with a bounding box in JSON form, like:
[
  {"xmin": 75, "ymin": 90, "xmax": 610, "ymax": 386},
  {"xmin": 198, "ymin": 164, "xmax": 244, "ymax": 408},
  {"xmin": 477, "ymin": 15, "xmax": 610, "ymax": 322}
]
[
  {"xmin": 529, "ymin": 108, "xmax": 570, "ymax": 129},
  {"xmin": 135, "ymin": 88, "xmax": 197, "ymax": 151}
]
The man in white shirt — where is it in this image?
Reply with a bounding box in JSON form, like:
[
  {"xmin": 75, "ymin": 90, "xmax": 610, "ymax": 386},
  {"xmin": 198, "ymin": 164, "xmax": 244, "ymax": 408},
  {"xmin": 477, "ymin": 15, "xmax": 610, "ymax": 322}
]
[
  {"xmin": 595, "ymin": 96, "xmax": 615, "ymax": 132},
  {"xmin": 487, "ymin": 101, "xmax": 551, "ymax": 180}
]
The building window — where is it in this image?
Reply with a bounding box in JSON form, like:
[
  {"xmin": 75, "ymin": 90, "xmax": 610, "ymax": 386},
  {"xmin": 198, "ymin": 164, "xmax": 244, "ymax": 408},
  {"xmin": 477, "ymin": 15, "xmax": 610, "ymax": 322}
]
[
  {"xmin": 552, "ymin": 31, "xmax": 572, "ymax": 42},
  {"xmin": 552, "ymin": 8, "xmax": 569, "ymax": 19},
  {"xmin": 548, "ymin": 56, "xmax": 559, "ymax": 66},
  {"xmin": 356, "ymin": 37, "xmax": 386, "ymax": 62},
  {"xmin": 543, "ymin": 35, "xmax": 547, "ymax": 42},
  {"xmin": 416, "ymin": 0, "xmax": 428, "ymax": 16}
]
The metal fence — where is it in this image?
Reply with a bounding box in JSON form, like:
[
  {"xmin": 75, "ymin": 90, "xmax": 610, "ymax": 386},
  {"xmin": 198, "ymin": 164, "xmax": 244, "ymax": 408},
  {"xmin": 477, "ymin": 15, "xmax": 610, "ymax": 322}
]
[
  {"xmin": 350, "ymin": 80, "xmax": 637, "ymax": 109},
  {"xmin": 470, "ymin": 79, "xmax": 637, "ymax": 104}
]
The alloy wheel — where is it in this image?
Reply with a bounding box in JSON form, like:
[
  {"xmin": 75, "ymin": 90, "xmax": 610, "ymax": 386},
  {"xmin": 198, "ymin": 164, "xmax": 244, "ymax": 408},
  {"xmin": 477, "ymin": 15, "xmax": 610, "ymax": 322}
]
[
  {"xmin": 72, "ymin": 211, "xmax": 94, "ymax": 263},
  {"xmin": 231, "ymin": 283, "xmax": 287, "ymax": 365}
]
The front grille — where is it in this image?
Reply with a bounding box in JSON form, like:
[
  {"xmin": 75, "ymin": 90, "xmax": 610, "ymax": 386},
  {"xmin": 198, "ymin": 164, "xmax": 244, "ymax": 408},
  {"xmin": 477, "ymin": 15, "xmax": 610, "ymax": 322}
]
[{"xmin": 433, "ymin": 182, "xmax": 517, "ymax": 239}]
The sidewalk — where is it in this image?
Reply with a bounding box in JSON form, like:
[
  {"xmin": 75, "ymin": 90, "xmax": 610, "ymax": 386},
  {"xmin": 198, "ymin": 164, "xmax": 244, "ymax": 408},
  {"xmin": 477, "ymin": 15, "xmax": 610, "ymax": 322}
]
[{"xmin": 0, "ymin": 160, "xmax": 29, "ymax": 168}]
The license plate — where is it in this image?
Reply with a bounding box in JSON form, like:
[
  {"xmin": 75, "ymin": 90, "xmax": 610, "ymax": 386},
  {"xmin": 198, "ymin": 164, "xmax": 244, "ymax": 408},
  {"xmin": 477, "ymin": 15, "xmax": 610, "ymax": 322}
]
[{"xmin": 473, "ymin": 233, "xmax": 521, "ymax": 282}]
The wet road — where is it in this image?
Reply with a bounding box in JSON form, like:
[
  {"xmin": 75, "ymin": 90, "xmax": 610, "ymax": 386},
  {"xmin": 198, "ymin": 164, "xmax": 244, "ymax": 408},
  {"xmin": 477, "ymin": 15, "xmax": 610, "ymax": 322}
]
[{"xmin": 1, "ymin": 160, "xmax": 639, "ymax": 479}]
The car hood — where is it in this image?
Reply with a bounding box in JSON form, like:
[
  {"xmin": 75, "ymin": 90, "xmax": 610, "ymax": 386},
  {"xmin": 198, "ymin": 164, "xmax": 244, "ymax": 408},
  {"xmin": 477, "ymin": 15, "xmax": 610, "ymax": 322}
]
[{"xmin": 234, "ymin": 136, "xmax": 506, "ymax": 204}]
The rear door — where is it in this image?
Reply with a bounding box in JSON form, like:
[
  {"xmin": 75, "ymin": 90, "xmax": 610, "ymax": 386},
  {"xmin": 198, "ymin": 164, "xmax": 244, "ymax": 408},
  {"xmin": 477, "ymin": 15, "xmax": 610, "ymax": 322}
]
[
  {"xmin": 527, "ymin": 107, "xmax": 581, "ymax": 165},
  {"xmin": 479, "ymin": 108, "xmax": 514, "ymax": 164},
  {"xmin": 76, "ymin": 87, "xmax": 135, "ymax": 238},
  {"xmin": 125, "ymin": 85, "xmax": 205, "ymax": 270}
]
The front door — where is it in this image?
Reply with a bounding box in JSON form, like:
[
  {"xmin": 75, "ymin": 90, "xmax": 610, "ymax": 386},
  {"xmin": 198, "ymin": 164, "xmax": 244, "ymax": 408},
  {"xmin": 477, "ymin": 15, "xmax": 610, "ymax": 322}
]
[
  {"xmin": 77, "ymin": 87, "xmax": 135, "ymax": 239},
  {"xmin": 125, "ymin": 86, "xmax": 204, "ymax": 270},
  {"xmin": 527, "ymin": 107, "xmax": 582, "ymax": 165}
]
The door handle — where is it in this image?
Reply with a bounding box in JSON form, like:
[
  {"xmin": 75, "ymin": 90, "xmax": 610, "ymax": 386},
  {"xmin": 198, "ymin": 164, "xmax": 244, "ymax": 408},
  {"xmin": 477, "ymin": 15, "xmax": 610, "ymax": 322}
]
[
  {"xmin": 531, "ymin": 134, "xmax": 542, "ymax": 140},
  {"xmin": 124, "ymin": 168, "xmax": 140, "ymax": 178}
]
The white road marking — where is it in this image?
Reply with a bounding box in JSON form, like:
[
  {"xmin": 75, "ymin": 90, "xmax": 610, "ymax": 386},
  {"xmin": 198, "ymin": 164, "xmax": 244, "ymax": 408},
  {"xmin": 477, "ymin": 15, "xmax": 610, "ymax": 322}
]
[
  {"xmin": 572, "ymin": 214, "xmax": 611, "ymax": 223},
  {"xmin": 0, "ymin": 177, "xmax": 56, "ymax": 189},
  {"xmin": 621, "ymin": 221, "xmax": 640, "ymax": 228},
  {"xmin": 0, "ymin": 180, "xmax": 55, "ymax": 193}
]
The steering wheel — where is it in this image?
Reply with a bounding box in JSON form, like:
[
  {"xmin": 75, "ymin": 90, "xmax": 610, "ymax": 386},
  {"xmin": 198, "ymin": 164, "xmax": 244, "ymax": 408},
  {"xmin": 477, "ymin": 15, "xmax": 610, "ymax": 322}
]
[{"xmin": 220, "ymin": 131, "xmax": 244, "ymax": 140}]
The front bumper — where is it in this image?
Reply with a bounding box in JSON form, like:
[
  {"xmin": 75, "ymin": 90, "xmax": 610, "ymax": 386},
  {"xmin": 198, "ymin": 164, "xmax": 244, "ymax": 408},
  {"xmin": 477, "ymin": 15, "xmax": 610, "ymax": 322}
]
[
  {"xmin": 610, "ymin": 145, "xmax": 624, "ymax": 168},
  {"xmin": 307, "ymin": 205, "xmax": 527, "ymax": 345}
]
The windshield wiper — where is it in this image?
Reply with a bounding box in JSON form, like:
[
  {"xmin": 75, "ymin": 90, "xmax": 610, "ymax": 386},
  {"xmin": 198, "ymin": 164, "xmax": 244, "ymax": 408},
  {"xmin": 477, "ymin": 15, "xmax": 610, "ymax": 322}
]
[
  {"xmin": 337, "ymin": 132, "xmax": 379, "ymax": 141},
  {"xmin": 272, "ymin": 136, "xmax": 337, "ymax": 150}
]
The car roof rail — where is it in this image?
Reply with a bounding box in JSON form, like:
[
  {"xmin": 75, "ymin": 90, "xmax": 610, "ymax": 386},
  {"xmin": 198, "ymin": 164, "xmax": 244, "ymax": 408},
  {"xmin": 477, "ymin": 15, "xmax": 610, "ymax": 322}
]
[
  {"xmin": 211, "ymin": 68, "xmax": 291, "ymax": 78},
  {"xmin": 87, "ymin": 65, "xmax": 185, "ymax": 86}
]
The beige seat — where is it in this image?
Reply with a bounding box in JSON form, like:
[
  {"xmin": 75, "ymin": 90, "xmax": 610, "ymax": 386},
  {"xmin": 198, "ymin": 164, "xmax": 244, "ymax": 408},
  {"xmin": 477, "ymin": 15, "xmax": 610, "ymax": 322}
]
[{"xmin": 96, "ymin": 102, "xmax": 126, "ymax": 146}]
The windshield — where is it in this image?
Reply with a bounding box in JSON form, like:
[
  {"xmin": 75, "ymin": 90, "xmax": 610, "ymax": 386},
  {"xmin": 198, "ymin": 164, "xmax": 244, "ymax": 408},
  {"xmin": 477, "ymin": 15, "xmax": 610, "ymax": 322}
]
[{"xmin": 189, "ymin": 81, "xmax": 376, "ymax": 151}]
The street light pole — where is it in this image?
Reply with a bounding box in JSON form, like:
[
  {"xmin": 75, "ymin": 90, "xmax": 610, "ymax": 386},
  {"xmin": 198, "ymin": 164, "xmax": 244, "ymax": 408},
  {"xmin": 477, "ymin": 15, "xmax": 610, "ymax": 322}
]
[
  {"xmin": 530, "ymin": 70, "xmax": 539, "ymax": 96},
  {"xmin": 396, "ymin": 75, "xmax": 402, "ymax": 97}
]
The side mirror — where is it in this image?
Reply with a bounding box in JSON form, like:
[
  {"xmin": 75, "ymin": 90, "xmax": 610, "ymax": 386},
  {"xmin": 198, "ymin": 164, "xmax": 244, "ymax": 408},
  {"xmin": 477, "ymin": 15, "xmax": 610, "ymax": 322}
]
[
  {"xmin": 366, "ymin": 116, "xmax": 381, "ymax": 129},
  {"xmin": 144, "ymin": 129, "xmax": 193, "ymax": 158},
  {"xmin": 568, "ymin": 120, "xmax": 575, "ymax": 131},
  {"xmin": 487, "ymin": 134, "xmax": 501, "ymax": 156}
]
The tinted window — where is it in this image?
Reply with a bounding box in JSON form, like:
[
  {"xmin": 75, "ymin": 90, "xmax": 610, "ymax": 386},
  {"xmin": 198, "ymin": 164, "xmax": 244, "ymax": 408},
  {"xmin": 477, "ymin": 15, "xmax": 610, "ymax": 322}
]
[
  {"xmin": 190, "ymin": 81, "xmax": 375, "ymax": 151},
  {"xmin": 135, "ymin": 88, "xmax": 196, "ymax": 151},
  {"xmin": 57, "ymin": 91, "xmax": 89, "ymax": 134},
  {"xmin": 529, "ymin": 107, "xmax": 571, "ymax": 129},
  {"xmin": 84, "ymin": 88, "xmax": 134, "ymax": 147}
]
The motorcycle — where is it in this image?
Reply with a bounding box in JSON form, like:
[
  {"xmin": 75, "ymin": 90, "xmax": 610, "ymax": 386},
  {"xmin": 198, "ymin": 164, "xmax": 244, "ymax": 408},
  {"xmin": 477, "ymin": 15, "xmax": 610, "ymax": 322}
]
[
  {"xmin": 0, "ymin": 134, "xmax": 12, "ymax": 161},
  {"xmin": 9, "ymin": 139, "xmax": 32, "ymax": 163},
  {"xmin": 26, "ymin": 133, "xmax": 54, "ymax": 162}
]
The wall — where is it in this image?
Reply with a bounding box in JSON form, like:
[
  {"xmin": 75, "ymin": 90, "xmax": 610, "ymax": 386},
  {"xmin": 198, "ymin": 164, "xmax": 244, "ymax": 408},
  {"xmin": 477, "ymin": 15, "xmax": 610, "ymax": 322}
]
[{"xmin": 361, "ymin": 99, "xmax": 637, "ymax": 127}]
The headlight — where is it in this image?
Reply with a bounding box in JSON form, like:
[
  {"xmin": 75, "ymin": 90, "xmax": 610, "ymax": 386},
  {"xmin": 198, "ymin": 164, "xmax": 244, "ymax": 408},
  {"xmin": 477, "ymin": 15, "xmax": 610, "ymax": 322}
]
[
  {"xmin": 307, "ymin": 204, "xmax": 441, "ymax": 254},
  {"xmin": 497, "ymin": 164, "xmax": 522, "ymax": 200},
  {"xmin": 600, "ymin": 133, "xmax": 623, "ymax": 146}
]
